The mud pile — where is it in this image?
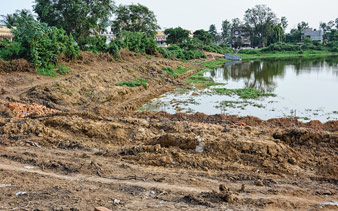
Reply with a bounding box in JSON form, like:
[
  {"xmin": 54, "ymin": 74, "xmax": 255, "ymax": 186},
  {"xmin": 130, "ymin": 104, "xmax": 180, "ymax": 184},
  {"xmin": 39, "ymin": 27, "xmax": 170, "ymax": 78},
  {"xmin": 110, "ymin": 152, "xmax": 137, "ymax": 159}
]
[{"xmin": 5, "ymin": 102, "xmax": 60, "ymax": 118}]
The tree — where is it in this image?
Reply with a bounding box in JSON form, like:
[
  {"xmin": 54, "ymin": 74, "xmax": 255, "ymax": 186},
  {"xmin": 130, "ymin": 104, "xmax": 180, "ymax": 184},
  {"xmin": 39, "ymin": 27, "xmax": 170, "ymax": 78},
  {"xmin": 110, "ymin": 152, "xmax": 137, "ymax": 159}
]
[
  {"xmin": 244, "ymin": 5, "xmax": 278, "ymax": 47},
  {"xmin": 164, "ymin": 27, "xmax": 190, "ymax": 44},
  {"xmin": 231, "ymin": 18, "xmax": 241, "ymax": 28},
  {"xmin": 193, "ymin": 29, "xmax": 214, "ymax": 45},
  {"xmin": 34, "ymin": 0, "xmax": 115, "ymax": 42},
  {"xmin": 221, "ymin": 20, "xmax": 232, "ymax": 43},
  {"xmin": 1, "ymin": 9, "xmax": 34, "ymax": 27},
  {"xmin": 111, "ymin": 4, "xmax": 160, "ymax": 36},
  {"xmin": 208, "ymin": 24, "xmax": 217, "ymax": 41},
  {"xmin": 336, "ymin": 18, "xmax": 338, "ymax": 29},
  {"xmin": 281, "ymin": 16, "xmax": 288, "ymax": 30},
  {"xmin": 285, "ymin": 29, "xmax": 302, "ymax": 43},
  {"xmin": 297, "ymin": 21, "xmax": 309, "ymax": 31},
  {"xmin": 267, "ymin": 24, "xmax": 285, "ymax": 45}
]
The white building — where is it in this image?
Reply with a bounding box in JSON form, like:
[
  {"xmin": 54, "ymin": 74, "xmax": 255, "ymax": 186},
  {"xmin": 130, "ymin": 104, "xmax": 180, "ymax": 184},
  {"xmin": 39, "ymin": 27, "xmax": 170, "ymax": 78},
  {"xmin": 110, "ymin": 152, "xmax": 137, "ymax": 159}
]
[{"xmin": 301, "ymin": 28, "xmax": 323, "ymax": 42}]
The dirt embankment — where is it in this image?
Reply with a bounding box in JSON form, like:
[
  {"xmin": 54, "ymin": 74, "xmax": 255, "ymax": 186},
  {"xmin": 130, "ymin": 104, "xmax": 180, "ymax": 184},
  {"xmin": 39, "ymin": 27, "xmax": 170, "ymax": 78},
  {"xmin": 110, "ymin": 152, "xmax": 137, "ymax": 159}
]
[{"xmin": 0, "ymin": 52, "xmax": 337, "ymax": 210}]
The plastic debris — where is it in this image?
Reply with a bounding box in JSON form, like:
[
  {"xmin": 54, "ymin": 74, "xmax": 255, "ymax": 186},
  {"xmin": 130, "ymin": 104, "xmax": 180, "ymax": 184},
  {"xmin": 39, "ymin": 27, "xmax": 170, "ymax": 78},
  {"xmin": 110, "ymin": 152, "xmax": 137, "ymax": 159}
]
[
  {"xmin": 16, "ymin": 192, "xmax": 27, "ymax": 196},
  {"xmin": 113, "ymin": 199, "xmax": 120, "ymax": 204},
  {"xmin": 24, "ymin": 166, "xmax": 34, "ymax": 169},
  {"xmin": 195, "ymin": 137, "xmax": 205, "ymax": 153},
  {"xmin": 0, "ymin": 184, "xmax": 11, "ymax": 188}
]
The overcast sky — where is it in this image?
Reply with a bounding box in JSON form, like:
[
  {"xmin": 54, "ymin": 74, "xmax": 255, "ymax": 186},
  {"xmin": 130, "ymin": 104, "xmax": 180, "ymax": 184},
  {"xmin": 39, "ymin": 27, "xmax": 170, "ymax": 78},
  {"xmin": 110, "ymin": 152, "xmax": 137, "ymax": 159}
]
[{"xmin": 1, "ymin": 0, "xmax": 338, "ymax": 32}]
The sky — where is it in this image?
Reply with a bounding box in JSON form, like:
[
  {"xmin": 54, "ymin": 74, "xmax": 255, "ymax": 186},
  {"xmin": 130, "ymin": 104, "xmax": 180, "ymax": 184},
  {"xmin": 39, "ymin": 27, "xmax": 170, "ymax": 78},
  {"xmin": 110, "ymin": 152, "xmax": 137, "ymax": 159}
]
[{"xmin": 1, "ymin": 0, "xmax": 338, "ymax": 32}]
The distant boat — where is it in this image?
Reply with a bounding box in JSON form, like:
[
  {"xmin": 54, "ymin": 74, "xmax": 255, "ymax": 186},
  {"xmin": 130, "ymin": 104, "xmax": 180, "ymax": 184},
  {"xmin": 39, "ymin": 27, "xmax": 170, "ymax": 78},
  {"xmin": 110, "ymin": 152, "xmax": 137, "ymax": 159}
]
[{"xmin": 225, "ymin": 53, "xmax": 242, "ymax": 61}]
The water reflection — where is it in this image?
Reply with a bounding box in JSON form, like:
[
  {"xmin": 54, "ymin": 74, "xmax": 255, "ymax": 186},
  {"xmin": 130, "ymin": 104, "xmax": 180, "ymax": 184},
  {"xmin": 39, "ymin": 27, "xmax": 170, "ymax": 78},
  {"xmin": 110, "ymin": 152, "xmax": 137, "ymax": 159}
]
[
  {"xmin": 143, "ymin": 57, "xmax": 338, "ymax": 122},
  {"xmin": 208, "ymin": 57, "xmax": 338, "ymax": 93}
]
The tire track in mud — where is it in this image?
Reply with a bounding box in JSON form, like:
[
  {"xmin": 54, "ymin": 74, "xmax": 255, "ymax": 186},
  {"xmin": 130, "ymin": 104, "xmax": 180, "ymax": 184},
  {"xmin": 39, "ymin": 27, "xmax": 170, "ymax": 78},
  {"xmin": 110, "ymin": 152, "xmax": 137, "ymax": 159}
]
[{"xmin": 0, "ymin": 159, "xmax": 211, "ymax": 194}]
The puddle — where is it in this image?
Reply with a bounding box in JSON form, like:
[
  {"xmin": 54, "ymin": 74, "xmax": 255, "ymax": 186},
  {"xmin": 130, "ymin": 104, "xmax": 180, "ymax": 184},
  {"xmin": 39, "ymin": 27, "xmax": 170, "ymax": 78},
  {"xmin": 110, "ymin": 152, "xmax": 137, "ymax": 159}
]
[{"xmin": 142, "ymin": 57, "xmax": 338, "ymax": 122}]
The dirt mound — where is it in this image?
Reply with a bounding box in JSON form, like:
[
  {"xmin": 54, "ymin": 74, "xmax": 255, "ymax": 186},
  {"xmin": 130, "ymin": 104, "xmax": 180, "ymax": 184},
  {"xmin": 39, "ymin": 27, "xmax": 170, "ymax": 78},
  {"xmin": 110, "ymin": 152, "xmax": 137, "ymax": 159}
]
[
  {"xmin": 0, "ymin": 59, "xmax": 35, "ymax": 73},
  {"xmin": 135, "ymin": 111, "xmax": 338, "ymax": 131},
  {"xmin": 5, "ymin": 102, "xmax": 60, "ymax": 118}
]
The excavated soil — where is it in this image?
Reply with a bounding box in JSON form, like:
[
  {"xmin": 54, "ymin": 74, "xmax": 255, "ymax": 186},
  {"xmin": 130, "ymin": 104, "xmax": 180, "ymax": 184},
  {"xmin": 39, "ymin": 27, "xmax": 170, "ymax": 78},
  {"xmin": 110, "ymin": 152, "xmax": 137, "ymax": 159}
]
[{"xmin": 0, "ymin": 52, "xmax": 337, "ymax": 210}]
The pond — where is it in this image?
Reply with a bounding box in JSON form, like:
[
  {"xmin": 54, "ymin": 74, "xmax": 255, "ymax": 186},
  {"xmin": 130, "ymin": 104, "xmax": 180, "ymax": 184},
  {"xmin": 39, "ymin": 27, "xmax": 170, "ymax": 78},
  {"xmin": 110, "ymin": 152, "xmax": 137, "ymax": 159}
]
[{"xmin": 142, "ymin": 57, "xmax": 338, "ymax": 122}]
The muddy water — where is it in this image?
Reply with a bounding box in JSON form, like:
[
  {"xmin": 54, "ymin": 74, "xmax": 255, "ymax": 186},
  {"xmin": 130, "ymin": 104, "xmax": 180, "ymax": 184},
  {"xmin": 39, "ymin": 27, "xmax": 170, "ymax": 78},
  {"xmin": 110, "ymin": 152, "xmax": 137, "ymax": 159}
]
[{"xmin": 143, "ymin": 57, "xmax": 338, "ymax": 122}]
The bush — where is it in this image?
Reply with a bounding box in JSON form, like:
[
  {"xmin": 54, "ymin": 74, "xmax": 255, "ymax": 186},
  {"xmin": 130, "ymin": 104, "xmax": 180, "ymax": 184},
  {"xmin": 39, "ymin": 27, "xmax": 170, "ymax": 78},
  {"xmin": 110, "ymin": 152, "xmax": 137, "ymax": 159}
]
[
  {"xmin": 238, "ymin": 49, "xmax": 259, "ymax": 54},
  {"xmin": 159, "ymin": 44, "xmax": 206, "ymax": 60},
  {"xmin": 262, "ymin": 42, "xmax": 300, "ymax": 52},
  {"xmin": 106, "ymin": 31, "xmax": 158, "ymax": 58},
  {"xmin": 0, "ymin": 15, "xmax": 80, "ymax": 68},
  {"xmin": 78, "ymin": 35, "xmax": 108, "ymax": 53}
]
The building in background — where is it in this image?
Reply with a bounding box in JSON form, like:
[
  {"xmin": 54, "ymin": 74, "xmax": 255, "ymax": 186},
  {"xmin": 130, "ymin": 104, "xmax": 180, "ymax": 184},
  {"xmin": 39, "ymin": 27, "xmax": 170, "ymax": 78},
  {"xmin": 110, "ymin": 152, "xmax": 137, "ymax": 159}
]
[
  {"xmin": 155, "ymin": 31, "xmax": 168, "ymax": 47},
  {"xmin": 301, "ymin": 28, "xmax": 323, "ymax": 42},
  {"xmin": 231, "ymin": 27, "xmax": 251, "ymax": 48},
  {"xmin": 0, "ymin": 26, "xmax": 14, "ymax": 41}
]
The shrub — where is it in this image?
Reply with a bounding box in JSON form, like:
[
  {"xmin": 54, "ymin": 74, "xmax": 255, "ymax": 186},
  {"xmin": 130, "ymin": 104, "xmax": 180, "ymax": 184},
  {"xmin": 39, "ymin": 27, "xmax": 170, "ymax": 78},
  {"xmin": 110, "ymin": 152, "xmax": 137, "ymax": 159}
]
[
  {"xmin": 159, "ymin": 44, "xmax": 206, "ymax": 60},
  {"xmin": 78, "ymin": 35, "xmax": 108, "ymax": 53},
  {"xmin": 238, "ymin": 49, "xmax": 259, "ymax": 54},
  {"xmin": 0, "ymin": 15, "xmax": 80, "ymax": 68}
]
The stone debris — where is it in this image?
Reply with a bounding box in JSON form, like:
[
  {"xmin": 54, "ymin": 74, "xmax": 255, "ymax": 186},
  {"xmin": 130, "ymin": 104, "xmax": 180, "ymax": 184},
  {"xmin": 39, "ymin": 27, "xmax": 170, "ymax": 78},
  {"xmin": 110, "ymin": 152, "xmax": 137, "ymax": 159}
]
[
  {"xmin": 94, "ymin": 207, "xmax": 112, "ymax": 211},
  {"xmin": 5, "ymin": 102, "xmax": 59, "ymax": 118},
  {"xmin": 256, "ymin": 180, "xmax": 264, "ymax": 187}
]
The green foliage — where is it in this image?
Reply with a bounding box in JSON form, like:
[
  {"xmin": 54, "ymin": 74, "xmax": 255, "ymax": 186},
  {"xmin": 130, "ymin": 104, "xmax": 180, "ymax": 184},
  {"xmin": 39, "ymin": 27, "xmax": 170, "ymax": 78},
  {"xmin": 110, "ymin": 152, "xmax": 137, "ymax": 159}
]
[
  {"xmin": 193, "ymin": 29, "xmax": 214, "ymax": 45},
  {"xmin": 208, "ymin": 24, "xmax": 217, "ymax": 41},
  {"xmin": 0, "ymin": 9, "xmax": 34, "ymax": 27},
  {"xmin": 106, "ymin": 31, "xmax": 157, "ymax": 57},
  {"xmin": 159, "ymin": 44, "xmax": 206, "ymax": 60},
  {"xmin": 238, "ymin": 49, "xmax": 260, "ymax": 54},
  {"xmin": 185, "ymin": 59, "xmax": 226, "ymax": 87},
  {"xmin": 244, "ymin": 5, "xmax": 278, "ymax": 47},
  {"xmin": 164, "ymin": 27, "xmax": 190, "ymax": 44},
  {"xmin": 120, "ymin": 31, "xmax": 157, "ymax": 54},
  {"xmin": 112, "ymin": 3, "xmax": 160, "ymax": 36},
  {"xmin": 37, "ymin": 64, "xmax": 59, "ymax": 77},
  {"xmin": 0, "ymin": 14, "xmax": 80, "ymax": 68},
  {"xmin": 213, "ymin": 88, "xmax": 276, "ymax": 99},
  {"xmin": 221, "ymin": 20, "xmax": 232, "ymax": 43},
  {"xmin": 202, "ymin": 44, "xmax": 233, "ymax": 54},
  {"xmin": 262, "ymin": 42, "xmax": 324, "ymax": 52},
  {"xmin": 0, "ymin": 40, "xmax": 25, "ymax": 60},
  {"xmin": 285, "ymin": 29, "xmax": 302, "ymax": 43},
  {"xmin": 267, "ymin": 24, "xmax": 285, "ymax": 45},
  {"xmin": 56, "ymin": 65, "xmax": 71, "ymax": 75},
  {"xmin": 78, "ymin": 35, "xmax": 108, "ymax": 53},
  {"xmin": 34, "ymin": 0, "xmax": 115, "ymax": 43},
  {"xmin": 116, "ymin": 78, "xmax": 148, "ymax": 89}
]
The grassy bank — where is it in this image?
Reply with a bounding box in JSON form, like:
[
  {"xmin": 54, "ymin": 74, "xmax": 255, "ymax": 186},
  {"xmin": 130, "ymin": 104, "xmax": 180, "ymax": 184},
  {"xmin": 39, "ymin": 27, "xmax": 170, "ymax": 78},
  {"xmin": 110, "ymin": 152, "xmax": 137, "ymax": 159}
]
[
  {"xmin": 185, "ymin": 58, "xmax": 226, "ymax": 88},
  {"xmin": 238, "ymin": 50, "xmax": 338, "ymax": 60}
]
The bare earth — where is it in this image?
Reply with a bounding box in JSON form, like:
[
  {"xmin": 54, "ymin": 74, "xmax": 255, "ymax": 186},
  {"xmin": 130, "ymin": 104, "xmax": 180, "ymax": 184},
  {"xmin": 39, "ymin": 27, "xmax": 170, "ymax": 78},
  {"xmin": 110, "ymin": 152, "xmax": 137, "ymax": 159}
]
[{"xmin": 0, "ymin": 52, "xmax": 337, "ymax": 210}]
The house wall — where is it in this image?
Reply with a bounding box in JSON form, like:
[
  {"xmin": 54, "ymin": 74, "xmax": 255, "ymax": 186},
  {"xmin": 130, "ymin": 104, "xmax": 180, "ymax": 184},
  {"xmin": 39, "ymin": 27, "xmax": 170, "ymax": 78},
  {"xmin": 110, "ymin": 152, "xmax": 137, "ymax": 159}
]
[
  {"xmin": 0, "ymin": 26, "xmax": 14, "ymax": 41},
  {"xmin": 231, "ymin": 27, "xmax": 251, "ymax": 47}
]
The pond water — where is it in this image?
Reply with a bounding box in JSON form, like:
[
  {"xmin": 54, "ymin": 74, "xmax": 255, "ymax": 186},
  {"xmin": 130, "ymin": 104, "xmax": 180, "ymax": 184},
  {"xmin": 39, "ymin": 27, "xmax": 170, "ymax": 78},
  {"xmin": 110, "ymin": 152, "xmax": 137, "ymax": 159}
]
[{"xmin": 142, "ymin": 57, "xmax": 338, "ymax": 122}]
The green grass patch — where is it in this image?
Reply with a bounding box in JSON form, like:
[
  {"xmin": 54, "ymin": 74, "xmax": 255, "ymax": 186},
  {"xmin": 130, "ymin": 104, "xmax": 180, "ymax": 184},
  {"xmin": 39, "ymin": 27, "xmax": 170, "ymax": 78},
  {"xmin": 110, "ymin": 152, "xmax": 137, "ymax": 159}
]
[
  {"xmin": 213, "ymin": 88, "xmax": 276, "ymax": 99},
  {"xmin": 57, "ymin": 65, "xmax": 71, "ymax": 75},
  {"xmin": 37, "ymin": 64, "xmax": 71, "ymax": 77},
  {"xmin": 162, "ymin": 66, "xmax": 188, "ymax": 78},
  {"xmin": 185, "ymin": 59, "xmax": 226, "ymax": 88},
  {"xmin": 37, "ymin": 65, "xmax": 59, "ymax": 77},
  {"xmin": 200, "ymin": 58, "xmax": 226, "ymax": 68},
  {"xmin": 116, "ymin": 78, "xmax": 148, "ymax": 89}
]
